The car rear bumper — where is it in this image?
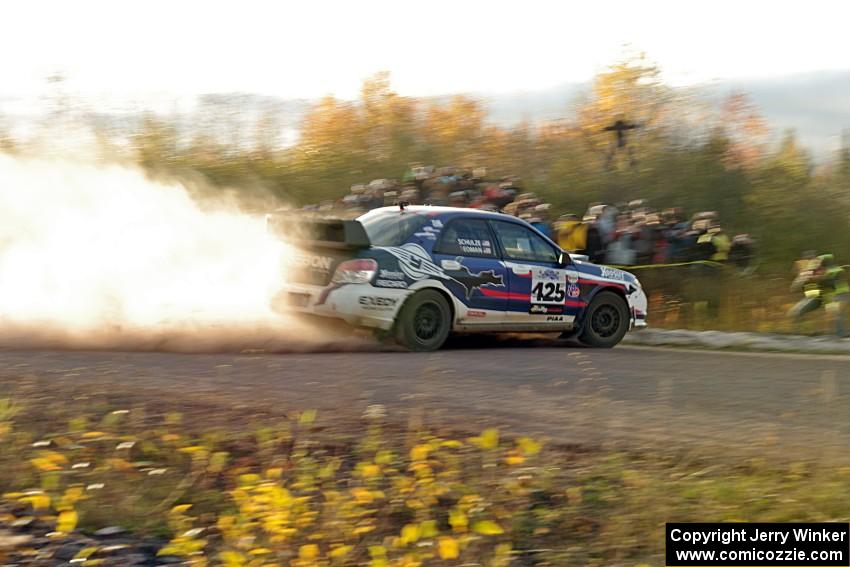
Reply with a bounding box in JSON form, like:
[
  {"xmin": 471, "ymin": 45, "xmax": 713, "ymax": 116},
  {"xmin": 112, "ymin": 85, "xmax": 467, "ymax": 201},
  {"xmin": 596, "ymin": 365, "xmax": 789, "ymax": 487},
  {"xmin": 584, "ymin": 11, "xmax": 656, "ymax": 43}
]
[{"xmin": 271, "ymin": 282, "xmax": 412, "ymax": 331}]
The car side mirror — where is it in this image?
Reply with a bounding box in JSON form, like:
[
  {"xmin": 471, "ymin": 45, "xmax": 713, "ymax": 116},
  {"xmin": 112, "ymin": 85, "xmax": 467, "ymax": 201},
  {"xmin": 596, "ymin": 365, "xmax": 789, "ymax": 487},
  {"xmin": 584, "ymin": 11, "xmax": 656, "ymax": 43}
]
[{"xmin": 558, "ymin": 251, "xmax": 570, "ymax": 267}]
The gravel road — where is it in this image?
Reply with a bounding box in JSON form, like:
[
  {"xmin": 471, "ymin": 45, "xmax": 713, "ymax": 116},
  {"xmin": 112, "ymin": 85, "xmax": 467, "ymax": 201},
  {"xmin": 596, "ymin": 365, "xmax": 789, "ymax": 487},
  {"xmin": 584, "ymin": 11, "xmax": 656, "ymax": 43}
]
[{"xmin": 3, "ymin": 339, "xmax": 850, "ymax": 457}]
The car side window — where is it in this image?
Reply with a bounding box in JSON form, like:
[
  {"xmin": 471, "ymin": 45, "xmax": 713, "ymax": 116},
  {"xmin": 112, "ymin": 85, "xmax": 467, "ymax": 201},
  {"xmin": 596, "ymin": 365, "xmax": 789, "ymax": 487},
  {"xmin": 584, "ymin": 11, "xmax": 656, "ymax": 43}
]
[
  {"xmin": 490, "ymin": 220, "xmax": 560, "ymax": 263},
  {"xmin": 434, "ymin": 218, "xmax": 497, "ymax": 258}
]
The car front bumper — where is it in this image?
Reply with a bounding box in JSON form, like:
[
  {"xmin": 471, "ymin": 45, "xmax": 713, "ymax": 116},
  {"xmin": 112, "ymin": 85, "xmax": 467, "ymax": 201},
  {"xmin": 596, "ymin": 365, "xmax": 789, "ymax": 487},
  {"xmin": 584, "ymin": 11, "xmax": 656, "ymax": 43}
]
[{"xmin": 629, "ymin": 287, "xmax": 649, "ymax": 329}]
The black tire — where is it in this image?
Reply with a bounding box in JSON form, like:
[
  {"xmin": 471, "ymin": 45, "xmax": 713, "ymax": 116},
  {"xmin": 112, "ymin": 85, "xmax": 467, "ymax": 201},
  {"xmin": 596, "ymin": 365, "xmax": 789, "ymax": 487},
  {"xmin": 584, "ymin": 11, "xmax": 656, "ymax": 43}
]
[
  {"xmin": 578, "ymin": 291, "xmax": 629, "ymax": 348},
  {"xmin": 394, "ymin": 289, "xmax": 452, "ymax": 352}
]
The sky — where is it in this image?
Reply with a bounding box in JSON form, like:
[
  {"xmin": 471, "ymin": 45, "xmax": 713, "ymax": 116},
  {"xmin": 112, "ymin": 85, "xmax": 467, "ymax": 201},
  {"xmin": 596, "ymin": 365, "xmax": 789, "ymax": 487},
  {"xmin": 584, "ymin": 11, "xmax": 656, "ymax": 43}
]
[{"xmin": 2, "ymin": 0, "xmax": 850, "ymax": 102}]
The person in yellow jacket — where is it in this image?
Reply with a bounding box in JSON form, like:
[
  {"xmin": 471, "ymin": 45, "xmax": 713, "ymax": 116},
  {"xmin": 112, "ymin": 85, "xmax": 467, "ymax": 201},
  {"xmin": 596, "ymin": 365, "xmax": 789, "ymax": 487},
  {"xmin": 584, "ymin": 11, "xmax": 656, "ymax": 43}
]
[
  {"xmin": 696, "ymin": 226, "xmax": 731, "ymax": 262},
  {"xmin": 788, "ymin": 253, "xmax": 849, "ymax": 337},
  {"xmin": 554, "ymin": 214, "xmax": 587, "ymax": 252},
  {"xmin": 709, "ymin": 227, "xmax": 731, "ymax": 262}
]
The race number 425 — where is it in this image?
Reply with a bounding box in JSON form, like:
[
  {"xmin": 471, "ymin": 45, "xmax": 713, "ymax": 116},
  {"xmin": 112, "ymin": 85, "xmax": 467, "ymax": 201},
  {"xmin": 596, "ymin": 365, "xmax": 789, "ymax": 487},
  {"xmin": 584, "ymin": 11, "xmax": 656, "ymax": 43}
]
[{"xmin": 532, "ymin": 279, "xmax": 566, "ymax": 304}]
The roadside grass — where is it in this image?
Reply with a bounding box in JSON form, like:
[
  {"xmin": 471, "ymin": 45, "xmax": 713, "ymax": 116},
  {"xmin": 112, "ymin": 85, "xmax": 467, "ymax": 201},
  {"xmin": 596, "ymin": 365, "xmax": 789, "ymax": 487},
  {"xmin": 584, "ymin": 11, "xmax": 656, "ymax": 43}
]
[
  {"xmin": 2, "ymin": 390, "xmax": 850, "ymax": 566},
  {"xmin": 637, "ymin": 269, "xmax": 841, "ymax": 335}
]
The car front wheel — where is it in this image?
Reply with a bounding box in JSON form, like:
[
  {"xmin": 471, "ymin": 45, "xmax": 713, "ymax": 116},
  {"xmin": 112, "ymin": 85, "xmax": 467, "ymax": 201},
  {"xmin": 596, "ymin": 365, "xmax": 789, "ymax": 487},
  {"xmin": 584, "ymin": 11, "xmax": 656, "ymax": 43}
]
[
  {"xmin": 579, "ymin": 291, "xmax": 629, "ymax": 348},
  {"xmin": 394, "ymin": 289, "xmax": 452, "ymax": 352}
]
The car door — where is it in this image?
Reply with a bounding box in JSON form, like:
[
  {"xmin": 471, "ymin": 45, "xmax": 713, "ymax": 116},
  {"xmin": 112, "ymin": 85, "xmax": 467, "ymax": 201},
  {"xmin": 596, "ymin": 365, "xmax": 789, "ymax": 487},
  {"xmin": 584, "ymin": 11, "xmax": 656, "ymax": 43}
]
[
  {"xmin": 430, "ymin": 217, "xmax": 508, "ymax": 324},
  {"xmin": 488, "ymin": 219, "xmax": 582, "ymax": 329}
]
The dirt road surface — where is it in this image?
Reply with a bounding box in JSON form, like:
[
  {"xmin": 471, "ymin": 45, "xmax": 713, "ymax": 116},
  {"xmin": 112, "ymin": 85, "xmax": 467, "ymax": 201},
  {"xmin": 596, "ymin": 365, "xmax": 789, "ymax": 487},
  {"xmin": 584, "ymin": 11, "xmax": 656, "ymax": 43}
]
[{"xmin": 3, "ymin": 338, "xmax": 850, "ymax": 457}]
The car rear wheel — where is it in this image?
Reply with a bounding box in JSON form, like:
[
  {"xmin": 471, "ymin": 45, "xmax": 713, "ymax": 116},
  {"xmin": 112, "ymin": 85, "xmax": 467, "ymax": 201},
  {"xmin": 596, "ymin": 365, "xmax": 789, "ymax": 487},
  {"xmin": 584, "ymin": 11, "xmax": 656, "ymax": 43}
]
[
  {"xmin": 579, "ymin": 291, "xmax": 629, "ymax": 348},
  {"xmin": 395, "ymin": 290, "xmax": 451, "ymax": 352}
]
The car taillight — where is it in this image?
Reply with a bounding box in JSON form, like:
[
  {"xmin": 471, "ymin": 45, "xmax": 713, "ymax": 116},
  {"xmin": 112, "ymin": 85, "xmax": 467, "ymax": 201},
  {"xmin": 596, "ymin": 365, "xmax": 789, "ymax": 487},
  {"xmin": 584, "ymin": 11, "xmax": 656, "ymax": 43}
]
[{"xmin": 331, "ymin": 259, "xmax": 378, "ymax": 284}]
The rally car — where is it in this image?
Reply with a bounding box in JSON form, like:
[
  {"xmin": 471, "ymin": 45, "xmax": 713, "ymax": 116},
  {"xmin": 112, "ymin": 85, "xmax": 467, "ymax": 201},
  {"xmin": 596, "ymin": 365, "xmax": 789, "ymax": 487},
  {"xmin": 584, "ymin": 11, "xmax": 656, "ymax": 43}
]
[{"xmin": 268, "ymin": 205, "xmax": 647, "ymax": 351}]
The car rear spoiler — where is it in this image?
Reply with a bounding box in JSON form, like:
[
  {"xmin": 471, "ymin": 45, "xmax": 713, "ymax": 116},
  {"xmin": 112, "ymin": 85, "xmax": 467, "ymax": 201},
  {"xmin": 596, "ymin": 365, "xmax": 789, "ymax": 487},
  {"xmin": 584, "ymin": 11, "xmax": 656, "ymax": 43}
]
[{"xmin": 266, "ymin": 212, "xmax": 371, "ymax": 250}]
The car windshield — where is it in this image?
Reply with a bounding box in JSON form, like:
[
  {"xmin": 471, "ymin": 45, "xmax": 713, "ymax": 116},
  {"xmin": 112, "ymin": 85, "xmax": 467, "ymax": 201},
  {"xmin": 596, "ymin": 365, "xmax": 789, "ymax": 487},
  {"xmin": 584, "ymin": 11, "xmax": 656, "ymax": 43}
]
[{"xmin": 359, "ymin": 212, "xmax": 429, "ymax": 247}]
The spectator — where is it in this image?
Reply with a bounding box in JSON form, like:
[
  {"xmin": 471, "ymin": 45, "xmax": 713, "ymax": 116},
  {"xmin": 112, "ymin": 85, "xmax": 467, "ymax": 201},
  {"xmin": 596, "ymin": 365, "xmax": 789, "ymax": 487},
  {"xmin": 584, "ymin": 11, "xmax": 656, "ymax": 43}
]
[
  {"xmin": 729, "ymin": 234, "xmax": 756, "ymax": 273},
  {"xmin": 530, "ymin": 203, "xmax": 553, "ymax": 239},
  {"xmin": 582, "ymin": 211, "xmax": 607, "ymax": 264},
  {"xmin": 708, "ymin": 226, "xmax": 731, "ymax": 262},
  {"xmin": 606, "ymin": 214, "xmax": 636, "ymax": 265},
  {"xmin": 595, "ymin": 204, "xmax": 617, "ymax": 244},
  {"xmin": 554, "ymin": 213, "xmax": 587, "ymax": 253}
]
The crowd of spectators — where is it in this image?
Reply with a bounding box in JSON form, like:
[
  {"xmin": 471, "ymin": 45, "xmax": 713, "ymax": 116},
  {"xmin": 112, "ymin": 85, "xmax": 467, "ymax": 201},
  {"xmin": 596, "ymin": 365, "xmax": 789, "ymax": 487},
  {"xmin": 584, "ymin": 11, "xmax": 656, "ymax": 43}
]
[
  {"xmin": 302, "ymin": 163, "xmax": 756, "ymax": 271},
  {"xmin": 554, "ymin": 204, "xmax": 755, "ymax": 271}
]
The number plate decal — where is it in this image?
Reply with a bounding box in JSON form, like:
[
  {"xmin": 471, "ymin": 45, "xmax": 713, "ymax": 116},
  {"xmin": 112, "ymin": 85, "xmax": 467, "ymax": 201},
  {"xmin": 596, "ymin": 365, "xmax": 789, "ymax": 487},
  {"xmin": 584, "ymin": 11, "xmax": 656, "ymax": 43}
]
[{"xmin": 530, "ymin": 268, "xmax": 567, "ymax": 304}]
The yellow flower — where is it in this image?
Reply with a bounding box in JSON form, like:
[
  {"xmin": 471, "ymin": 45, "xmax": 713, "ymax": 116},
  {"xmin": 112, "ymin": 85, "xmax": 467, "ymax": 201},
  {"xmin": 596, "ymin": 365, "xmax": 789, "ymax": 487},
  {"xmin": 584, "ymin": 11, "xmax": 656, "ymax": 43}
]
[
  {"xmin": 299, "ymin": 409, "xmax": 317, "ymax": 425},
  {"xmin": 265, "ymin": 467, "xmax": 283, "ymax": 480},
  {"xmin": 470, "ymin": 428, "xmax": 500, "ymax": 450},
  {"xmin": 505, "ymin": 453, "xmax": 526, "ymax": 466},
  {"xmin": 375, "ymin": 450, "xmax": 394, "ymax": 464},
  {"xmin": 438, "ymin": 536, "xmax": 459, "ymax": 559},
  {"xmin": 409, "ymin": 444, "xmax": 430, "ymax": 461},
  {"xmin": 472, "ymin": 520, "xmax": 504, "ymax": 535},
  {"xmin": 31, "ymin": 450, "xmax": 68, "ymax": 472},
  {"xmin": 299, "ymin": 544, "xmax": 319, "ymax": 560},
  {"xmin": 30, "ymin": 457, "xmax": 62, "ymax": 472},
  {"xmin": 353, "ymin": 525, "xmax": 376, "ymax": 535},
  {"xmin": 23, "ymin": 492, "xmax": 51, "ymax": 511},
  {"xmin": 399, "ymin": 523, "xmax": 420, "ymax": 545},
  {"xmin": 57, "ymin": 509, "xmax": 78, "ymax": 533},
  {"xmin": 360, "ymin": 464, "xmax": 381, "ymax": 478},
  {"xmin": 419, "ymin": 520, "xmax": 438, "ymax": 538},
  {"xmin": 351, "ymin": 487, "xmax": 374, "ymax": 504},
  {"xmin": 219, "ymin": 551, "xmax": 245, "ymax": 567},
  {"xmin": 448, "ymin": 509, "xmax": 468, "ymax": 532},
  {"xmin": 369, "ymin": 545, "xmax": 387, "ymax": 567},
  {"xmin": 517, "ymin": 436, "xmax": 542, "ymax": 455},
  {"xmin": 329, "ymin": 545, "xmax": 352, "ymax": 559}
]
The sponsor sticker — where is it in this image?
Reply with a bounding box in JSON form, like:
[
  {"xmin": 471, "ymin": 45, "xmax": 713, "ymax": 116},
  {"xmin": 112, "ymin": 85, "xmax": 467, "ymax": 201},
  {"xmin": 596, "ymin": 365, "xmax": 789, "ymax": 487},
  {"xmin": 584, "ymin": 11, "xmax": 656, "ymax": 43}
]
[
  {"xmin": 600, "ymin": 266, "xmax": 625, "ymax": 280},
  {"xmin": 294, "ymin": 254, "xmax": 333, "ymax": 271},
  {"xmin": 546, "ymin": 315, "xmax": 565, "ymax": 322},
  {"xmin": 566, "ymin": 271, "xmax": 579, "ymax": 283},
  {"xmin": 529, "ymin": 304, "xmax": 564, "ymax": 315},
  {"xmin": 567, "ymin": 283, "xmax": 581, "ymax": 298},
  {"xmin": 539, "ymin": 268, "xmax": 560, "ymax": 281},
  {"xmin": 379, "ymin": 269, "xmax": 405, "ymax": 280},
  {"xmin": 467, "ymin": 310, "xmax": 486, "ymax": 318},
  {"xmin": 375, "ymin": 279, "xmax": 408, "ymax": 288},
  {"xmin": 358, "ymin": 296, "xmax": 399, "ymax": 310}
]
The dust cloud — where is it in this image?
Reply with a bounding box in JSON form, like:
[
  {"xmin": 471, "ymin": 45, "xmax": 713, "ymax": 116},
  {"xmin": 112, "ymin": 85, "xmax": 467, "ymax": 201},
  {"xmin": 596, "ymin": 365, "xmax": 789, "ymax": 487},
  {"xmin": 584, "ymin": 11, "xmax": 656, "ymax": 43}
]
[{"xmin": 0, "ymin": 152, "xmax": 372, "ymax": 353}]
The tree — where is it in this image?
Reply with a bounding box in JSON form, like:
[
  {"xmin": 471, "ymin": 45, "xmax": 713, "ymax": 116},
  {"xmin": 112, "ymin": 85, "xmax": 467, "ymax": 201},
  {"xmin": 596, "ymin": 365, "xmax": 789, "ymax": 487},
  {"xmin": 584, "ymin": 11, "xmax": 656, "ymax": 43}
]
[
  {"xmin": 420, "ymin": 95, "xmax": 487, "ymax": 167},
  {"xmin": 717, "ymin": 91, "xmax": 768, "ymax": 170},
  {"xmin": 575, "ymin": 54, "xmax": 672, "ymax": 174}
]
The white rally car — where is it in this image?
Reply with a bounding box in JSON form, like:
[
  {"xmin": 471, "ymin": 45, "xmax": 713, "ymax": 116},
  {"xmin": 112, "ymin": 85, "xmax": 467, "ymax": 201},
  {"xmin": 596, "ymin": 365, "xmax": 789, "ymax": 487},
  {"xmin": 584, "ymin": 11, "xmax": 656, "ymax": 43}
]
[{"xmin": 269, "ymin": 206, "xmax": 647, "ymax": 351}]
